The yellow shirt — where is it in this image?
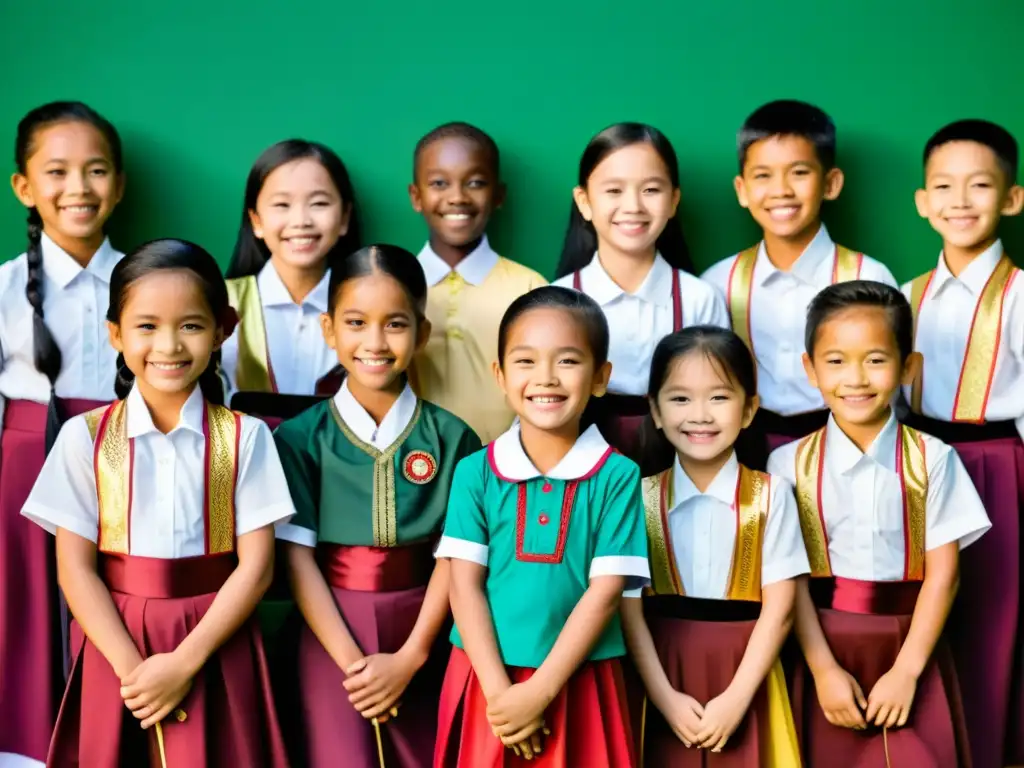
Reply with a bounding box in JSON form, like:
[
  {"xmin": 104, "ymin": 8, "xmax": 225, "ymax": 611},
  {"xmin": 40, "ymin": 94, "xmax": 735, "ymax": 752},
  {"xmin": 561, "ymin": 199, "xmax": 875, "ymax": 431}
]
[{"xmin": 414, "ymin": 237, "xmax": 546, "ymax": 444}]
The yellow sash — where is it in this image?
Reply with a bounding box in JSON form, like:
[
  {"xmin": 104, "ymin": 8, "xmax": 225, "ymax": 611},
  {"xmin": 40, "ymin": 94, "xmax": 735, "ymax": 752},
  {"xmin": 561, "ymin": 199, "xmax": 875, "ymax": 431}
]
[
  {"xmin": 641, "ymin": 463, "xmax": 770, "ymax": 600},
  {"xmin": 793, "ymin": 424, "xmax": 927, "ymax": 580},
  {"xmin": 226, "ymin": 276, "xmax": 276, "ymax": 393},
  {"xmin": 909, "ymin": 255, "xmax": 1018, "ymax": 422},
  {"xmin": 89, "ymin": 400, "xmax": 241, "ymax": 554},
  {"xmin": 728, "ymin": 244, "xmax": 863, "ymax": 351}
]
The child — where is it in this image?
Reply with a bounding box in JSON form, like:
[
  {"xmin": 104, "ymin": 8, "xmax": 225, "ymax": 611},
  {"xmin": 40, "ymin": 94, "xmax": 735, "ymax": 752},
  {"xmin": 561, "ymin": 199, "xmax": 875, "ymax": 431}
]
[
  {"xmin": 703, "ymin": 100, "xmax": 897, "ymax": 461},
  {"xmin": 434, "ymin": 286, "xmax": 650, "ymax": 768},
  {"xmin": 273, "ymin": 244, "xmax": 481, "ymax": 767},
  {"xmin": 408, "ymin": 122, "xmax": 546, "ymax": 445},
  {"xmin": 1, "ymin": 100, "xmax": 125, "ymax": 766},
  {"xmin": 223, "ymin": 139, "xmax": 362, "ymax": 415},
  {"xmin": 622, "ymin": 326, "xmax": 806, "ymax": 765},
  {"xmin": 21, "ymin": 239, "xmax": 292, "ymax": 766},
  {"xmin": 553, "ymin": 123, "xmax": 728, "ymax": 468},
  {"xmin": 902, "ymin": 119, "xmax": 1024, "ymax": 768},
  {"xmin": 768, "ymin": 281, "xmax": 988, "ymax": 767}
]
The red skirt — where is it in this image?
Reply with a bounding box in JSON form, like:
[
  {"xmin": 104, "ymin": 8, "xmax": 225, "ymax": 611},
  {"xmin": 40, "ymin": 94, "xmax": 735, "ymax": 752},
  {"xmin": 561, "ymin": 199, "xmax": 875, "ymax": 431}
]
[
  {"xmin": 0, "ymin": 398, "xmax": 105, "ymax": 762},
  {"xmin": 790, "ymin": 578, "xmax": 970, "ymax": 768},
  {"xmin": 47, "ymin": 552, "xmax": 289, "ymax": 768},
  {"xmin": 434, "ymin": 647, "xmax": 635, "ymax": 768}
]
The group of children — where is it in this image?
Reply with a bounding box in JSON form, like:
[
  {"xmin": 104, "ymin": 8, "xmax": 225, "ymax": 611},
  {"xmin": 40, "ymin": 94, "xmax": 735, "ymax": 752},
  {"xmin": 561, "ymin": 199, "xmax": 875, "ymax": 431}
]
[{"xmin": 0, "ymin": 95, "xmax": 1020, "ymax": 768}]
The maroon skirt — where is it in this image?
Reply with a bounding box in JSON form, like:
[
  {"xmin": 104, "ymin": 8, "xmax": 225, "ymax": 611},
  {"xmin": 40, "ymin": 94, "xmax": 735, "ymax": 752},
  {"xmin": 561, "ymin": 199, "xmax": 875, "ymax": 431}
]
[
  {"xmin": 0, "ymin": 397, "xmax": 106, "ymax": 762},
  {"xmin": 790, "ymin": 578, "xmax": 970, "ymax": 768},
  {"xmin": 47, "ymin": 552, "xmax": 288, "ymax": 768},
  {"xmin": 297, "ymin": 541, "xmax": 445, "ymax": 768},
  {"xmin": 435, "ymin": 647, "xmax": 635, "ymax": 768}
]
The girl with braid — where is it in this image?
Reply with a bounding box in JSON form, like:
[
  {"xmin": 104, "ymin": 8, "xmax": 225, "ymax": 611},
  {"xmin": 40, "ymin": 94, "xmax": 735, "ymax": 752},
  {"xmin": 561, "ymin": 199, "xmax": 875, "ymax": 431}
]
[{"xmin": 1, "ymin": 101, "xmax": 125, "ymax": 767}]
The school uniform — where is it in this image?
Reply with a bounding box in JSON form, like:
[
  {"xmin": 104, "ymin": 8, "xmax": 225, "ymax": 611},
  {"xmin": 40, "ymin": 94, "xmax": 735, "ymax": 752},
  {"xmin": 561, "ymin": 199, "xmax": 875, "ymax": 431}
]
[
  {"xmin": 433, "ymin": 424, "xmax": 650, "ymax": 768},
  {"xmin": 21, "ymin": 384, "xmax": 293, "ymax": 768},
  {"xmin": 273, "ymin": 380, "xmax": 481, "ymax": 768},
  {"xmin": 414, "ymin": 236, "xmax": 546, "ymax": 445},
  {"xmin": 0, "ymin": 233, "xmax": 120, "ymax": 767},
  {"xmin": 553, "ymin": 253, "xmax": 729, "ymax": 466},
  {"xmin": 703, "ymin": 225, "xmax": 897, "ymax": 461},
  {"xmin": 900, "ymin": 238, "xmax": 1024, "ymax": 768},
  {"xmin": 768, "ymin": 414, "xmax": 988, "ymax": 767},
  {"xmin": 628, "ymin": 454, "xmax": 806, "ymax": 766}
]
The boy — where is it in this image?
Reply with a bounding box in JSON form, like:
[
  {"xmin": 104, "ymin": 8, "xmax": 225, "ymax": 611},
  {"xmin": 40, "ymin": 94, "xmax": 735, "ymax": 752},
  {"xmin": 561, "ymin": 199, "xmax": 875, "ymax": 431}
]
[
  {"xmin": 703, "ymin": 100, "xmax": 897, "ymax": 460},
  {"xmin": 408, "ymin": 122, "xmax": 546, "ymax": 444},
  {"xmin": 902, "ymin": 118, "xmax": 1024, "ymax": 768},
  {"xmin": 768, "ymin": 281, "xmax": 987, "ymax": 766}
]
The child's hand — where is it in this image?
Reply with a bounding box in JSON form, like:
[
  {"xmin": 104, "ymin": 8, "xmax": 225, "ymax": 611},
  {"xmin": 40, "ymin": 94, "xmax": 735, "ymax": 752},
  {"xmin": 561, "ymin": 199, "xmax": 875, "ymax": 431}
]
[
  {"xmin": 814, "ymin": 664, "xmax": 867, "ymax": 729},
  {"xmin": 120, "ymin": 652, "xmax": 194, "ymax": 730},
  {"xmin": 866, "ymin": 666, "xmax": 916, "ymax": 729},
  {"xmin": 506, "ymin": 728, "xmax": 551, "ymax": 761},
  {"xmin": 486, "ymin": 679, "xmax": 551, "ymax": 745},
  {"xmin": 694, "ymin": 688, "xmax": 749, "ymax": 752},
  {"xmin": 658, "ymin": 690, "xmax": 704, "ymax": 748},
  {"xmin": 344, "ymin": 651, "xmax": 419, "ymax": 721}
]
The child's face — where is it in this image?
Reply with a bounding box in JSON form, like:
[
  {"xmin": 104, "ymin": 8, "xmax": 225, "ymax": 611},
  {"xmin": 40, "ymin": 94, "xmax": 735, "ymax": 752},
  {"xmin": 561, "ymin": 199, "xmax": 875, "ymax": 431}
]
[
  {"xmin": 409, "ymin": 137, "xmax": 504, "ymax": 248},
  {"xmin": 734, "ymin": 135, "xmax": 842, "ymax": 241},
  {"xmin": 249, "ymin": 158, "xmax": 350, "ymax": 272},
  {"xmin": 915, "ymin": 140, "xmax": 1024, "ymax": 251},
  {"xmin": 574, "ymin": 142, "xmax": 680, "ymax": 259},
  {"xmin": 321, "ymin": 272, "xmax": 428, "ymax": 396},
  {"xmin": 493, "ymin": 308, "xmax": 611, "ymax": 435},
  {"xmin": 651, "ymin": 351, "xmax": 758, "ymax": 467},
  {"xmin": 11, "ymin": 121, "xmax": 124, "ymax": 253},
  {"xmin": 802, "ymin": 307, "xmax": 919, "ymax": 435},
  {"xmin": 108, "ymin": 270, "xmax": 223, "ymax": 399}
]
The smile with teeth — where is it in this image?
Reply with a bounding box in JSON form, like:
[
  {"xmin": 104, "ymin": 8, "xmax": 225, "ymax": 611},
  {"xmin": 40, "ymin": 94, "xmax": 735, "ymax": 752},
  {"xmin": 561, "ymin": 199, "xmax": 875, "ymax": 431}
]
[
  {"xmin": 62, "ymin": 205, "xmax": 98, "ymax": 213},
  {"xmin": 767, "ymin": 205, "xmax": 800, "ymax": 220},
  {"xmin": 840, "ymin": 394, "xmax": 874, "ymax": 403},
  {"xmin": 149, "ymin": 361, "xmax": 188, "ymax": 370},
  {"xmin": 442, "ymin": 213, "xmax": 474, "ymax": 221},
  {"xmin": 945, "ymin": 216, "xmax": 979, "ymax": 229},
  {"xmin": 528, "ymin": 395, "xmax": 566, "ymax": 403},
  {"xmin": 357, "ymin": 358, "xmax": 393, "ymax": 367},
  {"xmin": 683, "ymin": 430, "xmax": 719, "ymax": 442}
]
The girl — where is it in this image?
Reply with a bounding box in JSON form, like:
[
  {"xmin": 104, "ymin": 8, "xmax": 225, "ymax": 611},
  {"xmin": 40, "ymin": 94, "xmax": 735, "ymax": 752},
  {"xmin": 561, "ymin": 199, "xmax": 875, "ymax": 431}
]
[
  {"xmin": 273, "ymin": 244, "xmax": 481, "ymax": 767},
  {"xmin": 434, "ymin": 286, "xmax": 650, "ymax": 768},
  {"xmin": 21, "ymin": 239, "xmax": 293, "ymax": 767},
  {"xmin": 223, "ymin": 139, "xmax": 362, "ymax": 420},
  {"xmin": 1, "ymin": 100, "xmax": 124, "ymax": 766},
  {"xmin": 553, "ymin": 123, "xmax": 729, "ymax": 469},
  {"xmin": 621, "ymin": 327, "xmax": 805, "ymax": 766}
]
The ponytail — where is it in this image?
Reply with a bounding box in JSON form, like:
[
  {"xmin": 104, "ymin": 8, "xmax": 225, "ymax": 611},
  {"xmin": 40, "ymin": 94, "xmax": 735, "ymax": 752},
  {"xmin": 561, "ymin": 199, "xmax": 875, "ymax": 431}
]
[
  {"xmin": 555, "ymin": 203, "xmax": 600, "ymax": 279},
  {"xmin": 25, "ymin": 209, "xmax": 62, "ymax": 385},
  {"xmin": 113, "ymin": 352, "xmax": 135, "ymax": 400},
  {"xmin": 198, "ymin": 351, "xmax": 226, "ymax": 406}
]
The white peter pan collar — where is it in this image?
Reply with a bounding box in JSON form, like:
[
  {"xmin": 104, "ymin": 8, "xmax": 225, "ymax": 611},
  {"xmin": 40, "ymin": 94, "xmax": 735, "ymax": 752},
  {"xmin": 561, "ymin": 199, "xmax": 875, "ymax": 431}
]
[
  {"xmin": 332, "ymin": 378, "xmax": 418, "ymax": 448},
  {"xmin": 670, "ymin": 451, "xmax": 739, "ymax": 511},
  {"xmin": 487, "ymin": 422, "xmax": 612, "ymax": 481}
]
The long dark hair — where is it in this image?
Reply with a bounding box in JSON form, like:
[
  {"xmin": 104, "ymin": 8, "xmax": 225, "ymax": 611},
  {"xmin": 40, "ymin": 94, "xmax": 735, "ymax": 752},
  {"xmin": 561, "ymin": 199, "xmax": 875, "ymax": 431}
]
[
  {"xmin": 226, "ymin": 139, "xmax": 362, "ymax": 279},
  {"xmin": 556, "ymin": 123, "xmax": 693, "ymax": 279},
  {"xmin": 108, "ymin": 239, "xmax": 231, "ymax": 404}
]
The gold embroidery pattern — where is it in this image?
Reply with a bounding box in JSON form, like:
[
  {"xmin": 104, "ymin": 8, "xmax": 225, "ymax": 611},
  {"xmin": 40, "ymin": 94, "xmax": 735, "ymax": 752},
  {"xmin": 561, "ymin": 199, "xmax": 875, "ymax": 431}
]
[
  {"xmin": 226, "ymin": 276, "xmax": 274, "ymax": 393},
  {"xmin": 793, "ymin": 429, "xmax": 831, "ymax": 577},
  {"xmin": 205, "ymin": 404, "xmax": 240, "ymax": 554},
  {"xmin": 329, "ymin": 399, "xmax": 422, "ymax": 547},
  {"xmin": 641, "ymin": 471, "xmax": 683, "ymax": 595},
  {"xmin": 95, "ymin": 401, "xmax": 130, "ymax": 554},
  {"xmin": 727, "ymin": 247, "xmax": 758, "ymax": 350},
  {"xmin": 83, "ymin": 406, "xmax": 106, "ymax": 441},
  {"xmin": 900, "ymin": 426, "xmax": 928, "ymax": 581},
  {"xmin": 833, "ymin": 245, "xmax": 863, "ymax": 282},
  {"xmin": 908, "ymin": 270, "xmax": 935, "ymax": 414},
  {"xmin": 726, "ymin": 466, "xmax": 769, "ymax": 602}
]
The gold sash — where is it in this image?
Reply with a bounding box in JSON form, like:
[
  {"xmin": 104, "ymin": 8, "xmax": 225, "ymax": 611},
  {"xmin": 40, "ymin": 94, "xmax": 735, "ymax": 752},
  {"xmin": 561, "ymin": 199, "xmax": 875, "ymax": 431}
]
[
  {"xmin": 728, "ymin": 244, "xmax": 863, "ymax": 351},
  {"xmin": 910, "ymin": 255, "xmax": 1018, "ymax": 421},
  {"xmin": 226, "ymin": 276, "xmax": 276, "ymax": 393},
  {"xmin": 793, "ymin": 424, "xmax": 927, "ymax": 580},
  {"xmin": 90, "ymin": 400, "xmax": 241, "ymax": 554},
  {"xmin": 641, "ymin": 463, "xmax": 770, "ymax": 600}
]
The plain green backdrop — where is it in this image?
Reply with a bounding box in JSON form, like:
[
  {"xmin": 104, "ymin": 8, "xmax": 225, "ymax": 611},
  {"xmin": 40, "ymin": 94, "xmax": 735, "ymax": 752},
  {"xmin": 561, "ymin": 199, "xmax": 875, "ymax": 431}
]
[{"xmin": 1, "ymin": 1, "xmax": 1021, "ymax": 280}]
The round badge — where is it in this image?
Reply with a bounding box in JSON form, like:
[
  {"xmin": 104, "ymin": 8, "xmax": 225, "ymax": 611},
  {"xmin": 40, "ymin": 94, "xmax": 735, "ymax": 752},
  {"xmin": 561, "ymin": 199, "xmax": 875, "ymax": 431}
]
[{"xmin": 403, "ymin": 450, "xmax": 438, "ymax": 485}]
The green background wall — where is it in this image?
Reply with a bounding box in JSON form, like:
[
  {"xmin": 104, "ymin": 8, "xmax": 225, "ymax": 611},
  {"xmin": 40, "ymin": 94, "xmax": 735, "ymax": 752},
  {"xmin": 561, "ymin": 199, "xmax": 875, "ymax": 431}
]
[{"xmin": 1, "ymin": 1, "xmax": 1022, "ymax": 280}]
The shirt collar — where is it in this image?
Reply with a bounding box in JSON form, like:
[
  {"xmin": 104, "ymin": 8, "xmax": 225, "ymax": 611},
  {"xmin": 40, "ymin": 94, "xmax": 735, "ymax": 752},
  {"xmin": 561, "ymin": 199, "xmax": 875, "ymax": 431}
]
[
  {"xmin": 578, "ymin": 252, "xmax": 673, "ymax": 308},
  {"xmin": 41, "ymin": 232, "xmax": 120, "ymax": 289},
  {"xmin": 670, "ymin": 451, "xmax": 739, "ymax": 510},
  {"xmin": 931, "ymin": 239, "xmax": 1004, "ymax": 298},
  {"xmin": 488, "ymin": 423, "xmax": 612, "ymax": 481},
  {"xmin": 756, "ymin": 223, "xmax": 834, "ymax": 286},
  {"xmin": 332, "ymin": 378, "xmax": 418, "ymax": 448},
  {"xmin": 125, "ymin": 383, "xmax": 207, "ymax": 439},
  {"xmin": 825, "ymin": 411, "xmax": 899, "ymax": 475},
  {"xmin": 257, "ymin": 261, "xmax": 330, "ymax": 311},
  {"xmin": 417, "ymin": 235, "xmax": 499, "ymax": 287}
]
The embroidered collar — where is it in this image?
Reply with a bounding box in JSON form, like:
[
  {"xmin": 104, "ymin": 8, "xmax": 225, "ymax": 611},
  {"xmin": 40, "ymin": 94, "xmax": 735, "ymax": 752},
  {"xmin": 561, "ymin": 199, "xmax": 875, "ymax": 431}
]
[
  {"xmin": 931, "ymin": 239, "xmax": 1004, "ymax": 298},
  {"xmin": 332, "ymin": 378, "xmax": 418, "ymax": 448},
  {"xmin": 417, "ymin": 235, "xmax": 499, "ymax": 287},
  {"xmin": 41, "ymin": 232, "xmax": 120, "ymax": 289},
  {"xmin": 755, "ymin": 224, "xmax": 834, "ymax": 287},
  {"xmin": 125, "ymin": 384, "xmax": 206, "ymax": 438},
  {"xmin": 488, "ymin": 423, "xmax": 612, "ymax": 481},
  {"xmin": 670, "ymin": 451, "xmax": 739, "ymax": 510},
  {"xmin": 257, "ymin": 260, "xmax": 330, "ymax": 311},
  {"xmin": 825, "ymin": 411, "xmax": 900, "ymax": 475},
  {"xmin": 576, "ymin": 251, "xmax": 673, "ymax": 308}
]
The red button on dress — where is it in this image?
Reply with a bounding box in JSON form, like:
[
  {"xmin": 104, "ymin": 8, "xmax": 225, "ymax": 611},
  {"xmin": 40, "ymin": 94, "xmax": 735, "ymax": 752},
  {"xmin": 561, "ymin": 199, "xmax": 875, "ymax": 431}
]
[
  {"xmin": 538, "ymin": 513, "xmax": 550, "ymax": 525},
  {"xmin": 542, "ymin": 482, "xmax": 553, "ymax": 493}
]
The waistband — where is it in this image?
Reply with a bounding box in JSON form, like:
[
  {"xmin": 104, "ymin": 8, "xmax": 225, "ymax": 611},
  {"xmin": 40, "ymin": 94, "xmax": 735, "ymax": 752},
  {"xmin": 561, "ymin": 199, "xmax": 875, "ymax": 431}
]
[
  {"xmin": 2, "ymin": 398, "xmax": 108, "ymax": 432},
  {"xmin": 100, "ymin": 552, "xmax": 236, "ymax": 598},
  {"xmin": 811, "ymin": 576, "xmax": 921, "ymax": 616},
  {"xmin": 317, "ymin": 540, "xmax": 436, "ymax": 592},
  {"xmin": 643, "ymin": 594, "xmax": 761, "ymax": 622}
]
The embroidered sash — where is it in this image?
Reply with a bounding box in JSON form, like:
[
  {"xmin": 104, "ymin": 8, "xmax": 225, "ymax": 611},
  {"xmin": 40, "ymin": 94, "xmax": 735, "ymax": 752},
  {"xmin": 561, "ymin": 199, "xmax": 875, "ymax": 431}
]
[
  {"xmin": 909, "ymin": 255, "xmax": 1017, "ymax": 422},
  {"xmin": 641, "ymin": 464, "xmax": 770, "ymax": 601},
  {"xmin": 794, "ymin": 424, "xmax": 927, "ymax": 580},
  {"xmin": 226, "ymin": 275, "xmax": 276, "ymax": 393},
  {"xmin": 728, "ymin": 244, "xmax": 863, "ymax": 352},
  {"xmin": 88, "ymin": 400, "xmax": 242, "ymax": 555}
]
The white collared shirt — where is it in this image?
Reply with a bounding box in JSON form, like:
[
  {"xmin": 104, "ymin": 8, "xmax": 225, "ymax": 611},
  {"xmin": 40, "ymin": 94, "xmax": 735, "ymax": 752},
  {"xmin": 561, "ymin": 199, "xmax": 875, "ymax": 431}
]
[
  {"xmin": 0, "ymin": 233, "xmax": 122, "ymax": 408},
  {"xmin": 553, "ymin": 253, "xmax": 729, "ymax": 395},
  {"xmin": 220, "ymin": 261, "xmax": 337, "ymax": 396},
  {"xmin": 899, "ymin": 240, "xmax": 1024, "ymax": 439},
  {"xmin": 703, "ymin": 226, "xmax": 897, "ymax": 415},
  {"xmin": 417, "ymin": 235, "xmax": 500, "ymax": 287},
  {"xmin": 487, "ymin": 421, "xmax": 614, "ymax": 482},
  {"xmin": 22, "ymin": 385, "xmax": 295, "ymax": 558},
  {"xmin": 767, "ymin": 414, "xmax": 990, "ymax": 581}
]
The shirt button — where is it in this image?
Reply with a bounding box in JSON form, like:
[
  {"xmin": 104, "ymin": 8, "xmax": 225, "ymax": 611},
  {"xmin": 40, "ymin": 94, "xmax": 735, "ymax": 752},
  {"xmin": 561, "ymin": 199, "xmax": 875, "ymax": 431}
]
[
  {"xmin": 538, "ymin": 513, "xmax": 550, "ymax": 526},
  {"xmin": 542, "ymin": 482, "xmax": 552, "ymax": 493}
]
